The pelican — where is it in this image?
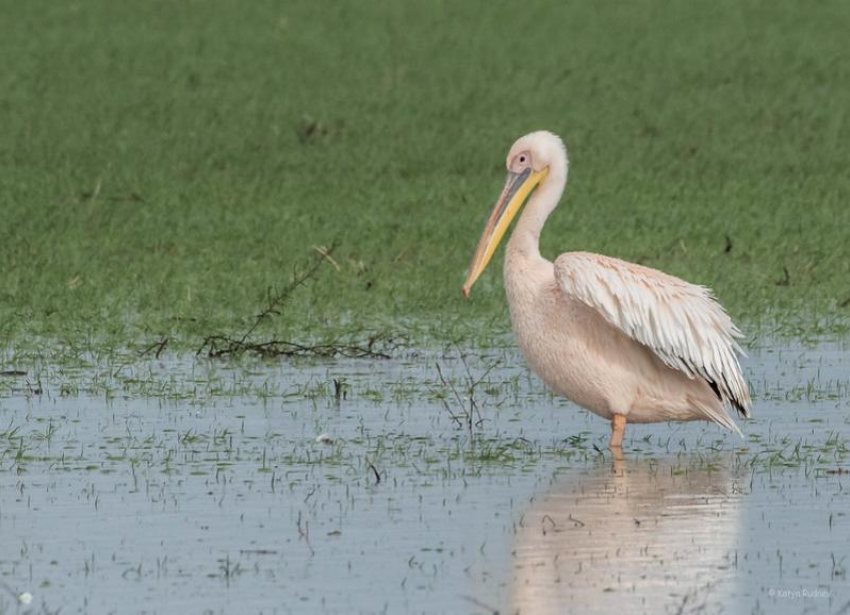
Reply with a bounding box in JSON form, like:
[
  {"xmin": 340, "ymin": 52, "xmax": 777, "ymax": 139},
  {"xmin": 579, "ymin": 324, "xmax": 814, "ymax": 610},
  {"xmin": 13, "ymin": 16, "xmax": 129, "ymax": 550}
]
[{"xmin": 462, "ymin": 131, "xmax": 751, "ymax": 449}]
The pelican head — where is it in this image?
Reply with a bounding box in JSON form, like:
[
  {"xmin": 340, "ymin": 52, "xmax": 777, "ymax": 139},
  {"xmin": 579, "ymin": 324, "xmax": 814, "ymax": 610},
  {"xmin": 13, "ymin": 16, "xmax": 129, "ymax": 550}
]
[{"xmin": 462, "ymin": 131, "xmax": 568, "ymax": 297}]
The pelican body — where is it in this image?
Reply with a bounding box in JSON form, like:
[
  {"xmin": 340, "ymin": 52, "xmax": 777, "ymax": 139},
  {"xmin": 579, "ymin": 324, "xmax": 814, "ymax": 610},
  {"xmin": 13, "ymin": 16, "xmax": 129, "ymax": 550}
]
[{"xmin": 463, "ymin": 131, "xmax": 751, "ymax": 449}]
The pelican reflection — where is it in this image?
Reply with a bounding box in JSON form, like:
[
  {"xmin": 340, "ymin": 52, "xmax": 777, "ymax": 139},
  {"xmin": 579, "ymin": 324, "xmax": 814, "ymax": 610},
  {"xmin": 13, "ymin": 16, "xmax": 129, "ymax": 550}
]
[{"xmin": 510, "ymin": 456, "xmax": 743, "ymax": 615}]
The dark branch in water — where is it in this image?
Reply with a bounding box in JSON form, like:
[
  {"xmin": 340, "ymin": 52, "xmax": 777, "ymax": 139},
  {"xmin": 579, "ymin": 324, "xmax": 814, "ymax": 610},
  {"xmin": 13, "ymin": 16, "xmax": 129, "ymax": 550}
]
[
  {"xmin": 433, "ymin": 349, "xmax": 502, "ymax": 434},
  {"xmin": 240, "ymin": 242, "xmax": 336, "ymax": 346},
  {"xmin": 139, "ymin": 337, "xmax": 169, "ymax": 359},
  {"xmin": 196, "ymin": 243, "xmax": 396, "ymax": 360},
  {"xmin": 198, "ymin": 334, "xmax": 395, "ymax": 359},
  {"xmin": 459, "ymin": 594, "xmax": 500, "ymax": 615},
  {"xmin": 365, "ymin": 457, "xmax": 382, "ymax": 484}
]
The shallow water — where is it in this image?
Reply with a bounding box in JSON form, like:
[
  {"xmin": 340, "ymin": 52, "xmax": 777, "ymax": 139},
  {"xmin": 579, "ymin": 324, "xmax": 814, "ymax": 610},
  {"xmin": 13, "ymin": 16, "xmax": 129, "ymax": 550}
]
[{"xmin": 0, "ymin": 340, "xmax": 848, "ymax": 614}]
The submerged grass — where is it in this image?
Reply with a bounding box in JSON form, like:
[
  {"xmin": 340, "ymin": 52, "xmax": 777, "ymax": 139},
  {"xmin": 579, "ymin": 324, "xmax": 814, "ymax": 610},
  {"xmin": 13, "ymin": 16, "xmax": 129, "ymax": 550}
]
[
  {"xmin": 1, "ymin": 0, "xmax": 849, "ymax": 355},
  {"xmin": 1, "ymin": 341, "xmax": 847, "ymax": 613},
  {"xmin": 2, "ymin": 410, "xmax": 847, "ymax": 483}
]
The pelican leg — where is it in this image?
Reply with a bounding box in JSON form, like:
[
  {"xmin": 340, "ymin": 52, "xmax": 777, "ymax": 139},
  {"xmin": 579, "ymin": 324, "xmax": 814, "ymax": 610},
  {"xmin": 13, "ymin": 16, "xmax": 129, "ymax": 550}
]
[{"xmin": 609, "ymin": 414, "xmax": 626, "ymax": 450}]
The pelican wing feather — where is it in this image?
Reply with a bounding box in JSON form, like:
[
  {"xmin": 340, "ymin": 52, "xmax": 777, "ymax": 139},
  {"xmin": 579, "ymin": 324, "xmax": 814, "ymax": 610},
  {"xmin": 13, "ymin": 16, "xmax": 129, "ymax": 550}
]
[{"xmin": 554, "ymin": 252, "xmax": 751, "ymax": 417}]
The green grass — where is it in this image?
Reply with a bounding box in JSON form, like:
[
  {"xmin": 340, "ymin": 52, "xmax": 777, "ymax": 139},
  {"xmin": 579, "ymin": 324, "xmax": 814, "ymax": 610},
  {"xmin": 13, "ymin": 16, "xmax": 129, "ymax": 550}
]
[{"xmin": 2, "ymin": 0, "xmax": 849, "ymax": 354}]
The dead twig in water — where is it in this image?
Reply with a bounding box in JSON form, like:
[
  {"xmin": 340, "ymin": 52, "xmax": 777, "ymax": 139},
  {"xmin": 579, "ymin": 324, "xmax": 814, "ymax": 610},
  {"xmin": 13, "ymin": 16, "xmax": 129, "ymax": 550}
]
[
  {"xmin": 196, "ymin": 243, "xmax": 396, "ymax": 359},
  {"xmin": 365, "ymin": 457, "xmax": 382, "ymax": 484},
  {"xmin": 243, "ymin": 242, "xmax": 337, "ymax": 345},
  {"xmin": 199, "ymin": 335, "xmax": 395, "ymax": 360},
  {"xmin": 333, "ymin": 377, "xmax": 348, "ymax": 404},
  {"xmin": 433, "ymin": 350, "xmax": 502, "ymax": 434},
  {"xmin": 139, "ymin": 337, "xmax": 169, "ymax": 359},
  {"xmin": 296, "ymin": 511, "xmax": 314, "ymax": 556},
  {"xmin": 435, "ymin": 362, "xmax": 468, "ymax": 427}
]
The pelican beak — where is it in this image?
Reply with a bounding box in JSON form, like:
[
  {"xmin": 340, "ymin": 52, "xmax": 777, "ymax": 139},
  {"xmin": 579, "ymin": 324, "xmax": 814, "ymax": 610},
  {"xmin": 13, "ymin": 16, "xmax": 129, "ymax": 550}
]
[{"xmin": 462, "ymin": 167, "xmax": 548, "ymax": 297}]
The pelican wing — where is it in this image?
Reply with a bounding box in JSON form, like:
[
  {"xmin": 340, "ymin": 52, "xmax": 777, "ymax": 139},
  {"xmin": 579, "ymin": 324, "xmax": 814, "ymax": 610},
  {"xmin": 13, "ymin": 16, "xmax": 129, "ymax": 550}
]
[{"xmin": 554, "ymin": 252, "xmax": 751, "ymax": 417}]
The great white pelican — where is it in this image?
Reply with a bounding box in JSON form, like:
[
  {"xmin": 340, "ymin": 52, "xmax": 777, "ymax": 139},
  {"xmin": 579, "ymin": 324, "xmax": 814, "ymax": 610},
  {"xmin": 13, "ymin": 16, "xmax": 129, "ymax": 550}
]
[{"xmin": 462, "ymin": 131, "xmax": 751, "ymax": 450}]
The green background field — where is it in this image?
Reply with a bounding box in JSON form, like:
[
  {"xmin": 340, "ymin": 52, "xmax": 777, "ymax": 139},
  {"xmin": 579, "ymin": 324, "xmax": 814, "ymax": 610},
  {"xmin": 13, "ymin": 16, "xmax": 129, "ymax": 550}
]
[{"xmin": 2, "ymin": 0, "xmax": 848, "ymax": 351}]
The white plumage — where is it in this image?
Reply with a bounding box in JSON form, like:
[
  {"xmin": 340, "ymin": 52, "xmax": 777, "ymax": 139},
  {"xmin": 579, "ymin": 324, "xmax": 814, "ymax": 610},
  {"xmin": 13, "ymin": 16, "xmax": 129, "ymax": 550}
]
[
  {"xmin": 462, "ymin": 130, "xmax": 752, "ymax": 449},
  {"xmin": 554, "ymin": 252, "xmax": 751, "ymax": 418}
]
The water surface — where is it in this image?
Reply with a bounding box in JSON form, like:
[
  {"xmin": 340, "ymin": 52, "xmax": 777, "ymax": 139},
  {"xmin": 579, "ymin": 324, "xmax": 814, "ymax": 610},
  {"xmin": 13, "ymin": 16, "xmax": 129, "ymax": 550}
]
[{"xmin": 1, "ymin": 341, "xmax": 848, "ymax": 614}]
